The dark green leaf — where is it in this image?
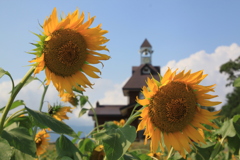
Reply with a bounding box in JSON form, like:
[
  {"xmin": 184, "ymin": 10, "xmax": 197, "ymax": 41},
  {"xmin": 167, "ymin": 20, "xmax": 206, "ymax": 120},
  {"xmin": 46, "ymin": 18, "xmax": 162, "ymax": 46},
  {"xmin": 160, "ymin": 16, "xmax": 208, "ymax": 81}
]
[
  {"xmin": 28, "ymin": 112, "xmax": 48, "ymax": 129},
  {"xmin": 1, "ymin": 127, "xmax": 36, "ymax": 157},
  {"xmin": 78, "ymin": 108, "xmax": 88, "ymax": 117},
  {"xmin": 94, "ymin": 123, "xmax": 136, "ymax": 160},
  {"xmin": 56, "ymin": 135, "xmax": 82, "ymax": 160},
  {"xmin": 10, "ymin": 148, "xmax": 35, "ymax": 160},
  {"xmin": 25, "ymin": 107, "xmax": 78, "ymax": 138},
  {"xmin": 210, "ymin": 142, "xmax": 224, "ymax": 159},
  {"xmin": 78, "ymin": 138, "xmax": 95, "ymax": 154},
  {"xmin": 80, "ymin": 96, "xmax": 88, "ymax": 108},
  {"xmin": 228, "ymin": 135, "xmax": 240, "ymax": 155},
  {"xmin": 0, "ymin": 100, "xmax": 25, "ymax": 113},
  {"xmin": 233, "ymin": 77, "xmax": 240, "ymax": 87},
  {"xmin": 0, "ymin": 137, "xmax": 13, "ymax": 160},
  {"xmin": 194, "ymin": 144, "xmax": 215, "ymax": 160},
  {"xmin": 60, "ymin": 156, "xmax": 73, "ymax": 160},
  {"xmin": 233, "ymin": 115, "xmax": 240, "ymax": 139}
]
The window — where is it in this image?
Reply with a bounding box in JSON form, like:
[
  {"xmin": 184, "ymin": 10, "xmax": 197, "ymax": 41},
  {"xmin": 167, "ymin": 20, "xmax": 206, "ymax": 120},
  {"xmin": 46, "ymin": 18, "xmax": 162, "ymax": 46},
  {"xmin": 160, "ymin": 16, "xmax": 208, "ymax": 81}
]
[
  {"xmin": 138, "ymin": 92, "xmax": 144, "ymax": 99},
  {"xmin": 142, "ymin": 67, "xmax": 150, "ymax": 74}
]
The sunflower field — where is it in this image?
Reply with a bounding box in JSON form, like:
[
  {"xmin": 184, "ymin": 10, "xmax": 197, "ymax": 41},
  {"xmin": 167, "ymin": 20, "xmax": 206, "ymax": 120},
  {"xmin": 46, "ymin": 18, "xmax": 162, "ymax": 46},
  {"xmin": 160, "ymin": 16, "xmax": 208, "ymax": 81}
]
[{"xmin": 0, "ymin": 8, "xmax": 240, "ymax": 160}]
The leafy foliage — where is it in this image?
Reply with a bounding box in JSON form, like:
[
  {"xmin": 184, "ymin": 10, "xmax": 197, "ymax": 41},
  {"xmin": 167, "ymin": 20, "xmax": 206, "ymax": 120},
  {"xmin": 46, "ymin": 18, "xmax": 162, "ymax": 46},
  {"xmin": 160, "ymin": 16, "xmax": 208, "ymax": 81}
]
[
  {"xmin": 25, "ymin": 107, "xmax": 78, "ymax": 138},
  {"xmin": 56, "ymin": 135, "xmax": 82, "ymax": 160},
  {"xmin": 220, "ymin": 87, "xmax": 240, "ymax": 118},
  {"xmin": 220, "ymin": 56, "xmax": 240, "ymax": 87},
  {"xmin": 219, "ymin": 56, "xmax": 240, "ymax": 118},
  {"xmin": 1, "ymin": 127, "xmax": 36, "ymax": 157},
  {"xmin": 94, "ymin": 122, "xmax": 136, "ymax": 160}
]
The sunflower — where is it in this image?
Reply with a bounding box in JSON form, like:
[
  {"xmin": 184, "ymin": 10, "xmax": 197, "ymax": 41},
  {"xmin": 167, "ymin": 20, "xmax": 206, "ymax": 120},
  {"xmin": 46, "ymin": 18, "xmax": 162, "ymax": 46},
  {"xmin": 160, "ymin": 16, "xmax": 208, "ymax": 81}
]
[
  {"xmin": 90, "ymin": 145, "xmax": 105, "ymax": 160},
  {"xmin": 48, "ymin": 104, "xmax": 73, "ymax": 121},
  {"xmin": 113, "ymin": 119, "xmax": 125, "ymax": 127},
  {"xmin": 29, "ymin": 8, "xmax": 110, "ymax": 98},
  {"xmin": 148, "ymin": 152, "xmax": 162, "ymax": 160},
  {"xmin": 136, "ymin": 68, "xmax": 221, "ymax": 158},
  {"xmin": 35, "ymin": 129, "xmax": 50, "ymax": 156},
  {"xmin": 61, "ymin": 92, "xmax": 79, "ymax": 107}
]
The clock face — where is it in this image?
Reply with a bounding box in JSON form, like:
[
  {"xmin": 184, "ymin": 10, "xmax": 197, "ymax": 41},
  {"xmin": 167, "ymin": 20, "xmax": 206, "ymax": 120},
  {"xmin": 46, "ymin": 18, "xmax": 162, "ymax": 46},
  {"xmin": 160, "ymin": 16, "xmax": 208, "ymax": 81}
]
[{"xmin": 142, "ymin": 57, "xmax": 150, "ymax": 64}]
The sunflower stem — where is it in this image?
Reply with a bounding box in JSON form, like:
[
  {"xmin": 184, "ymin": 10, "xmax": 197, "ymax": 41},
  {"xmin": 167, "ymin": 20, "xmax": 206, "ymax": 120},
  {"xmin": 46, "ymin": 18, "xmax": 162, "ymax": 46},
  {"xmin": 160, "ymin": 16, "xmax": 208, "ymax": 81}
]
[
  {"xmin": 129, "ymin": 103, "xmax": 140, "ymax": 118},
  {"xmin": 124, "ymin": 106, "xmax": 142, "ymax": 127},
  {"xmin": 39, "ymin": 85, "xmax": 49, "ymax": 112},
  {"xmin": 167, "ymin": 147, "xmax": 174, "ymax": 159},
  {"xmin": 0, "ymin": 66, "xmax": 35, "ymax": 134},
  {"xmin": 88, "ymin": 99, "xmax": 100, "ymax": 133},
  {"xmin": 33, "ymin": 84, "xmax": 49, "ymax": 138}
]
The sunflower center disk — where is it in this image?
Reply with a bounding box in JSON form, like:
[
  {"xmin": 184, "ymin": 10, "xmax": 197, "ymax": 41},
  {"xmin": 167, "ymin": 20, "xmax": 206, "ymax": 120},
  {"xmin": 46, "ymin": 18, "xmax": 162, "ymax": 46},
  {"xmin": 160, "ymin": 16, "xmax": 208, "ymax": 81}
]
[
  {"xmin": 44, "ymin": 28, "xmax": 87, "ymax": 77},
  {"xmin": 36, "ymin": 138, "xmax": 42, "ymax": 147},
  {"xmin": 148, "ymin": 81, "xmax": 197, "ymax": 133}
]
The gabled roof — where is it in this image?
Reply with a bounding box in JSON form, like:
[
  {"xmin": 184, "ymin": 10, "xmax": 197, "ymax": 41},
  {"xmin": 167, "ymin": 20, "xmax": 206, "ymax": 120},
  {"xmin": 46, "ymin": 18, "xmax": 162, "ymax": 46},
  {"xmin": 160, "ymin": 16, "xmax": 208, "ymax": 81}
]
[
  {"xmin": 122, "ymin": 64, "xmax": 160, "ymax": 96},
  {"xmin": 140, "ymin": 39, "xmax": 152, "ymax": 48}
]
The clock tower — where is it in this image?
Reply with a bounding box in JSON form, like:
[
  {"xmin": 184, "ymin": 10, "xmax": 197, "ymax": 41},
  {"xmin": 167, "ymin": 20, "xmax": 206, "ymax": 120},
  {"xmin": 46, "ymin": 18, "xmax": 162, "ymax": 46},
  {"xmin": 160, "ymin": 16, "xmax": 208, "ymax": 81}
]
[{"xmin": 140, "ymin": 39, "xmax": 153, "ymax": 64}]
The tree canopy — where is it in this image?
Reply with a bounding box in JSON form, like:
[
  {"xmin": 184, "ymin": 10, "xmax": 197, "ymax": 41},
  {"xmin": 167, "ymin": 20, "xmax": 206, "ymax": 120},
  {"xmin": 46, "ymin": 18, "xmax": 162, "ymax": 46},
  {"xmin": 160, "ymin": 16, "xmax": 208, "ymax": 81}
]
[{"xmin": 219, "ymin": 56, "xmax": 240, "ymax": 118}]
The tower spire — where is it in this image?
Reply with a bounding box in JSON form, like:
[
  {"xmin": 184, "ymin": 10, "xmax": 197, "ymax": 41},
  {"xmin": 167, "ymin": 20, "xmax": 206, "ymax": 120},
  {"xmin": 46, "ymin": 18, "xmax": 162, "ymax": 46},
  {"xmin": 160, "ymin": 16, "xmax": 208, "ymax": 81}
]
[{"xmin": 139, "ymin": 39, "xmax": 153, "ymax": 64}]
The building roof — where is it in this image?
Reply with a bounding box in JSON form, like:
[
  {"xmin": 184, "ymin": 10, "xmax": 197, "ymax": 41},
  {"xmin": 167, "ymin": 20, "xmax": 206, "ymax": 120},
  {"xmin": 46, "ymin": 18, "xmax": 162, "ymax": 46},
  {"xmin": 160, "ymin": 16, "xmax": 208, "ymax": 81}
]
[
  {"xmin": 140, "ymin": 39, "xmax": 152, "ymax": 48},
  {"xmin": 122, "ymin": 64, "xmax": 160, "ymax": 96},
  {"xmin": 88, "ymin": 104, "xmax": 125, "ymax": 116}
]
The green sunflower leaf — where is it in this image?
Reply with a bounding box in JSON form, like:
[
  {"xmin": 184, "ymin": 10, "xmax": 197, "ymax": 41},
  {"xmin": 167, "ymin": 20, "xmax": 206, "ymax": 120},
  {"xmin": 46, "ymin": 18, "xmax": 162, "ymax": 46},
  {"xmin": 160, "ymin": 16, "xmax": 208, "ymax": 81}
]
[
  {"xmin": 80, "ymin": 96, "xmax": 88, "ymax": 108},
  {"xmin": 71, "ymin": 131, "xmax": 82, "ymax": 144},
  {"xmin": 194, "ymin": 144, "xmax": 215, "ymax": 160},
  {"xmin": 0, "ymin": 68, "xmax": 9, "ymax": 78},
  {"xmin": 56, "ymin": 135, "xmax": 82, "ymax": 160},
  {"xmin": 59, "ymin": 156, "xmax": 73, "ymax": 160},
  {"xmin": 0, "ymin": 127, "xmax": 36, "ymax": 157},
  {"xmin": 94, "ymin": 122, "xmax": 136, "ymax": 160},
  {"xmin": 228, "ymin": 135, "xmax": 240, "ymax": 155},
  {"xmin": 214, "ymin": 119, "xmax": 236, "ymax": 139},
  {"xmin": 78, "ymin": 108, "xmax": 88, "ymax": 117},
  {"xmin": 78, "ymin": 138, "xmax": 95, "ymax": 154},
  {"xmin": 10, "ymin": 148, "xmax": 35, "ymax": 160},
  {"xmin": 0, "ymin": 137, "xmax": 13, "ymax": 160},
  {"xmin": 233, "ymin": 114, "xmax": 240, "ymax": 139},
  {"xmin": 210, "ymin": 142, "xmax": 224, "ymax": 159},
  {"xmin": 0, "ymin": 100, "xmax": 25, "ymax": 113},
  {"xmin": 25, "ymin": 107, "xmax": 78, "ymax": 138},
  {"xmin": 233, "ymin": 77, "xmax": 240, "ymax": 87}
]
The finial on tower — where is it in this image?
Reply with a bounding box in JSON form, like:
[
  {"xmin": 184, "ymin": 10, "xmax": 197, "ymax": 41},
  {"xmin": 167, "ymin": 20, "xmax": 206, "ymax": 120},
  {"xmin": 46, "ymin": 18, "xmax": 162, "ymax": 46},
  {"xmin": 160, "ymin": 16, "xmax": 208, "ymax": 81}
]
[{"xmin": 139, "ymin": 39, "xmax": 153, "ymax": 64}]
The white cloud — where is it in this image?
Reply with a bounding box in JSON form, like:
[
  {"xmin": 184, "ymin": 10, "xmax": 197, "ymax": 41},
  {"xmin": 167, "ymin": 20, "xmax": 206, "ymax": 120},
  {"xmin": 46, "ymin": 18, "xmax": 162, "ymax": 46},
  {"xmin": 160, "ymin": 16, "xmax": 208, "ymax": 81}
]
[
  {"xmin": 98, "ymin": 78, "xmax": 128, "ymax": 105},
  {"xmin": 161, "ymin": 43, "xmax": 240, "ymax": 110},
  {"xmin": 0, "ymin": 79, "xmax": 60, "ymax": 112}
]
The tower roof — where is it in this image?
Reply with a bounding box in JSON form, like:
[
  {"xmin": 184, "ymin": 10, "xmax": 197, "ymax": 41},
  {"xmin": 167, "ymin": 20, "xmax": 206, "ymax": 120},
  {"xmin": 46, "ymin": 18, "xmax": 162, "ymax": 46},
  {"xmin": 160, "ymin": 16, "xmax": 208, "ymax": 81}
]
[
  {"xmin": 122, "ymin": 64, "xmax": 160, "ymax": 96},
  {"xmin": 140, "ymin": 39, "xmax": 152, "ymax": 48}
]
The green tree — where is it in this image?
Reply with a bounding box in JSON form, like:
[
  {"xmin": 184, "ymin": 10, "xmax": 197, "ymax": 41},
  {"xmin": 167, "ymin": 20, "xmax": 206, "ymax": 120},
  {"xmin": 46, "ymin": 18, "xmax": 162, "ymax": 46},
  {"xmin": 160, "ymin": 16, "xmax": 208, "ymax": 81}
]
[{"xmin": 220, "ymin": 56, "xmax": 240, "ymax": 118}]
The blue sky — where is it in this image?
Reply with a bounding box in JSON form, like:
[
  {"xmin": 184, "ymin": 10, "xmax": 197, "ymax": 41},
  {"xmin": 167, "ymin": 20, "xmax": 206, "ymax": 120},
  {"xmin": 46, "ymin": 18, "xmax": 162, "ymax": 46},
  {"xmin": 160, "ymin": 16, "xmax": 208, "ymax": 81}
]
[{"xmin": 0, "ymin": 1, "xmax": 240, "ymax": 128}]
